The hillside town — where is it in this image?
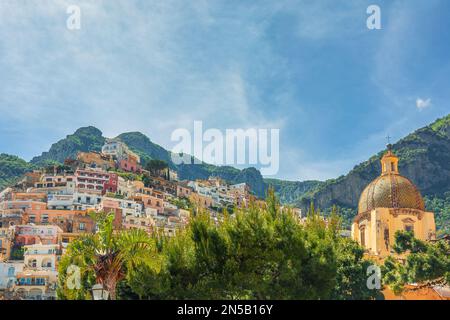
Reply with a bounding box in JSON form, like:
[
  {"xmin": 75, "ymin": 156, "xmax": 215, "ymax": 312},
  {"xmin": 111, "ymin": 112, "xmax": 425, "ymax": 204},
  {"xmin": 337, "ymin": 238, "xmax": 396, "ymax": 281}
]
[{"xmin": 0, "ymin": 138, "xmax": 266, "ymax": 300}]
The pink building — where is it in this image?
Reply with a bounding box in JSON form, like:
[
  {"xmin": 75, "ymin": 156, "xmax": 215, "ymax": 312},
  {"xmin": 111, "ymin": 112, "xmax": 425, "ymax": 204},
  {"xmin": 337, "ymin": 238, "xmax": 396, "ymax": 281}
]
[
  {"xmin": 13, "ymin": 225, "xmax": 62, "ymax": 245},
  {"xmin": 103, "ymin": 172, "xmax": 119, "ymax": 194},
  {"xmin": 75, "ymin": 168, "xmax": 117, "ymax": 194}
]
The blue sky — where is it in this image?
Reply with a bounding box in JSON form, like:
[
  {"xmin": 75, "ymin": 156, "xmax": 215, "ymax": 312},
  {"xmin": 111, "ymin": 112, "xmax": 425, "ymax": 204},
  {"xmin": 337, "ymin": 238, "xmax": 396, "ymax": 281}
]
[{"xmin": 0, "ymin": 0, "xmax": 449, "ymax": 181}]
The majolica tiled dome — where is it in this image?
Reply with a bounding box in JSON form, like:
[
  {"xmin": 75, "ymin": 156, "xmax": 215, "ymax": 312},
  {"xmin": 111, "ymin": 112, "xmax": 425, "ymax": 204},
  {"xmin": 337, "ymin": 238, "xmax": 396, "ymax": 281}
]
[
  {"xmin": 358, "ymin": 174, "xmax": 425, "ymax": 214},
  {"xmin": 357, "ymin": 145, "xmax": 425, "ymax": 214}
]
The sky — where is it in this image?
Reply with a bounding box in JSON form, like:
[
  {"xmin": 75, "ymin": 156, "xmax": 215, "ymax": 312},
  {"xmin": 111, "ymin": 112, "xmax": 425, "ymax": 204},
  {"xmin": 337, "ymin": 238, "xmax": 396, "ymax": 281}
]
[{"xmin": 0, "ymin": 0, "xmax": 449, "ymax": 181}]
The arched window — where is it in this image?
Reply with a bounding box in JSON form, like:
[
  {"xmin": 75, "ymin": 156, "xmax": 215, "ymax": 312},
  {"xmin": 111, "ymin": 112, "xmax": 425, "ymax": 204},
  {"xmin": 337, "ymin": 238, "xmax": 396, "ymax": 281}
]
[
  {"xmin": 402, "ymin": 218, "xmax": 415, "ymax": 235},
  {"xmin": 360, "ymin": 227, "xmax": 366, "ymax": 247},
  {"xmin": 404, "ymin": 224, "xmax": 414, "ymax": 235},
  {"xmin": 29, "ymin": 259, "xmax": 37, "ymax": 268}
]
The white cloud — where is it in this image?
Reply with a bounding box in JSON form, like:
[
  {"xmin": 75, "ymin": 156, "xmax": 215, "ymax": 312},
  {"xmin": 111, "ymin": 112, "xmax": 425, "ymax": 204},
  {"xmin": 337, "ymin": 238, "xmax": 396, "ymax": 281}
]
[
  {"xmin": 0, "ymin": 1, "xmax": 290, "ymax": 162},
  {"xmin": 416, "ymin": 98, "xmax": 432, "ymax": 110}
]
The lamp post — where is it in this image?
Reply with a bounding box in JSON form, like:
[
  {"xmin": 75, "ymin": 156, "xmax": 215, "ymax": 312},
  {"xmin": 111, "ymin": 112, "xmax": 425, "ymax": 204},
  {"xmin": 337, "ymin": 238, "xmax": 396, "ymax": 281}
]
[{"xmin": 92, "ymin": 283, "xmax": 109, "ymax": 300}]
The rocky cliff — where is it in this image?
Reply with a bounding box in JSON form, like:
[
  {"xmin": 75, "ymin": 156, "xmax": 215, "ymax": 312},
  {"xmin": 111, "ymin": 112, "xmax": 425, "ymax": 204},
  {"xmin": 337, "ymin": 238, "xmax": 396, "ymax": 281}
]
[{"xmin": 296, "ymin": 114, "xmax": 450, "ymax": 213}]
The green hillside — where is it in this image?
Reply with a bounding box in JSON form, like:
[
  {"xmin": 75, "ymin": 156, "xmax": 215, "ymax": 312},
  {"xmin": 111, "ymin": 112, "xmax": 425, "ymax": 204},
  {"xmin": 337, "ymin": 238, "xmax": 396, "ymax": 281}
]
[{"xmin": 0, "ymin": 154, "xmax": 34, "ymax": 190}]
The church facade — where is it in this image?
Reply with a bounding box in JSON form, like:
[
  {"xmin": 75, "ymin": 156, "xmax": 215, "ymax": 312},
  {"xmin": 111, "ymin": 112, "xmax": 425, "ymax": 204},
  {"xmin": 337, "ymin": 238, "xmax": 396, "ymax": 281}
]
[{"xmin": 351, "ymin": 146, "xmax": 436, "ymax": 257}]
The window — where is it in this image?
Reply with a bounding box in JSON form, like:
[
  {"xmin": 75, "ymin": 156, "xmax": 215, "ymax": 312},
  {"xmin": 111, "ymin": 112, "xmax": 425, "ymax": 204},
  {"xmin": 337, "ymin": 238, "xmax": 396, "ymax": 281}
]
[
  {"xmin": 360, "ymin": 227, "xmax": 366, "ymax": 247},
  {"xmin": 29, "ymin": 215, "xmax": 36, "ymax": 223},
  {"xmin": 29, "ymin": 259, "xmax": 37, "ymax": 268},
  {"xmin": 405, "ymin": 224, "xmax": 414, "ymax": 234},
  {"xmin": 79, "ymin": 223, "xmax": 85, "ymax": 231},
  {"xmin": 7, "ymin": 267, "xmax": 15, "ymax": 277},
  {"xmin": 391, "ymin": 162, "xmax": 395, "ymax": 172}
]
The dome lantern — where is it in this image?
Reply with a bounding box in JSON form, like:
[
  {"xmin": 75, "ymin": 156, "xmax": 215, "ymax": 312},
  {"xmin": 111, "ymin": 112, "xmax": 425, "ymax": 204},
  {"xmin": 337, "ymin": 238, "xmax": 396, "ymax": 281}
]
[{"xmin": 380, "ymin": 144, "xmax": 399, "ymax": 175}]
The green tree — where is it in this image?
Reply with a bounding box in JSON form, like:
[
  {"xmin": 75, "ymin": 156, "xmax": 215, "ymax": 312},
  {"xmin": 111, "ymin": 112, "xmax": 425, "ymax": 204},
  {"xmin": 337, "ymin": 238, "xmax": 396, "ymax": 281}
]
[
  {"xmin": 145, "ymin": 159, "xmax": 168, "ymax": 175},
  {"xmin": 127, "ymin": 192, "xmax": 380, "ymax": 300},
  {"xmin": 382, "ymin": 231, "xmax": 450, "ymax": 295},
  {"xmin": 58, "ymin": 212, "xmax": 161, "ymax": 300}
]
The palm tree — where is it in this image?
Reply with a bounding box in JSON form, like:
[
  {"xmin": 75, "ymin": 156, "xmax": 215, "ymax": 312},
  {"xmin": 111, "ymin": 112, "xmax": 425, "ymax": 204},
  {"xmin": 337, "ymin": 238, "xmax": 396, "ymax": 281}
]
[{"xmin": 59, "ymin": 212, "xmax": 160, "ymax": 300}]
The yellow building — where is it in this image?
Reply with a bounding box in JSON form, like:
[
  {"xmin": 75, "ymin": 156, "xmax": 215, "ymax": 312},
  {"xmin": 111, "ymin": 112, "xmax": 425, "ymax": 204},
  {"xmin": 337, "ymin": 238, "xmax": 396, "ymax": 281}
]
[{"xmin": 351, "ymin": 145, "xmax": 436, "ymax": 257}]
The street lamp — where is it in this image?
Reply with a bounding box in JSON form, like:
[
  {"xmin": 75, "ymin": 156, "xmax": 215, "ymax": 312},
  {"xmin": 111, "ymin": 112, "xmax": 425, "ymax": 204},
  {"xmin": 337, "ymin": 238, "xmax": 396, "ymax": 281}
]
[{"xmin": 92, "ymin": 283, "xmax": 109, "ymax": 300}]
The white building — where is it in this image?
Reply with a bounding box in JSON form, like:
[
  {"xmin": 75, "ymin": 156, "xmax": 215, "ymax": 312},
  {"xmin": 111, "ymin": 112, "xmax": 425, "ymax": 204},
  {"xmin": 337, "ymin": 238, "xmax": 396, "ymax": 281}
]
[
  {"xmin": 14, "ymin": 243, "xmax": 59, "ymax": 300},
  {"xmin": 0, "ymin": 261, "xmax": 24, "ymax": 291},
  {"xmin": 72, "ymin": 192, "xmax": 103, "ymax": 210},
  {"xmin": 102, "ymin": 138, "xmax": 140, "ymax": 163}
]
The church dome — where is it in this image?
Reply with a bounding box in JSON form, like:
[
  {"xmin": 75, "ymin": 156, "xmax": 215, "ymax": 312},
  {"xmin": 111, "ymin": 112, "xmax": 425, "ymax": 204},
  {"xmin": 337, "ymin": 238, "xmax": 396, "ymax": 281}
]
[
  {"xmin": 358, "ymin": 174, "xmax": 425, "ymax": 213},
  {"xmin": 357, "ymin": 146, "xmax": 425, "ymax": 214}
]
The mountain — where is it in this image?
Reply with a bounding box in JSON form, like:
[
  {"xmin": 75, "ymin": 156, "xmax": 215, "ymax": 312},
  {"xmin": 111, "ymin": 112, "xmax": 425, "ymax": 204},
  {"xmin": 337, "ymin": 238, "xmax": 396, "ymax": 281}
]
[
  {"xmin": 30, "ymin": 126, "xmax": 105, "ymax": 165},
  {"xmin": 21, "ymin": 128, "xmax": 270, "ymax": 198},
  {"xmin": 295, "ymin": 114, "xmax": 450, "ymax": 229},
  {"xmin": 116, "ymin": 132, "xmax": 268, "ymax": 197},
  {"xmin": 1, "ymin": 114, "xmax": 449, "ymax": 224},
  {"xmin": 0, "ymin": 154, "xmax": 34, "ymax": 190}
]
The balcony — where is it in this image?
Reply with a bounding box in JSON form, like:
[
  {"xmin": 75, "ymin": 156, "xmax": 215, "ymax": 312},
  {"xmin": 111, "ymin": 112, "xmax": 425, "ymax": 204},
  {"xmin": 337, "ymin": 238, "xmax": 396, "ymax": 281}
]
[{"xmin": 15, "ymin": 278, "xmax": 48, "ymax": 287}]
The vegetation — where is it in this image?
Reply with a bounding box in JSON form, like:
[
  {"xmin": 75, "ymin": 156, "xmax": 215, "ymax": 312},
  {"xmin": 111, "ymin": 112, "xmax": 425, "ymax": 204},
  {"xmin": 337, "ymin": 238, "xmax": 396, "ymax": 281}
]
[
  {"xmin": 59, "ymin": 192, "xmax": 381, "ymax": 300},
  {"xmin": 10, "ymin": 246, "xmax": 25, "ymax": 260},
  {"xmin": 31, "ymin": 126, "xmax": 105, "ymax": 165},
  {"xmin": 107, "ymin": 168, "xmax": 142, "ymax": 182},
  {"xmin": 295, "ymin": 113, "xmax": 450, "ymax": 218},
  {"xmin": 145, "ymin": 159, "xmax": 169, "ymax": 175},
  {"xmin": 382, "ymin": 231, "xmax": 450, "ymax": 295},
  {"xmin": 425, "ymin": 193, "xmax": 450, "ymax": 236},
  {"xmin": 57, "ymin": 212, "xmax": 161, "ymax": 300},
  {"xmin": 0, "ymin": 154, "xmax": 34, "ymax": 190},
  {"xmin": 322, "ymin": 206, "xmax": 356, "ymax": 229},
  {"xmin": 264, "ymin": 178, "xmax": 321, "ymax": 203},
  {"xmin": 168, "ymin": 197, "xmax": 192, "ymax": 210}
]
